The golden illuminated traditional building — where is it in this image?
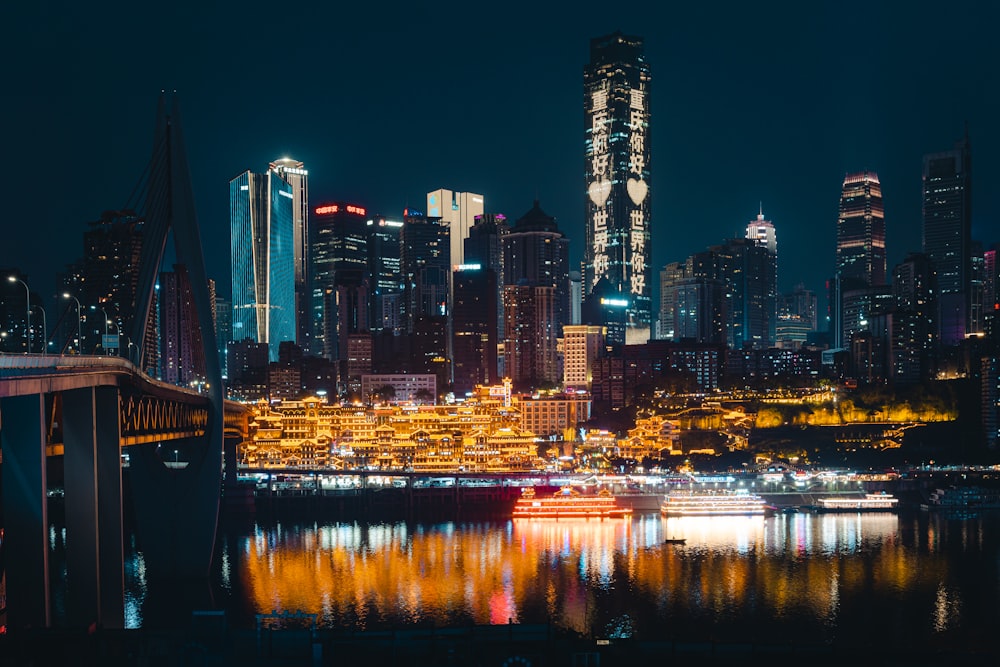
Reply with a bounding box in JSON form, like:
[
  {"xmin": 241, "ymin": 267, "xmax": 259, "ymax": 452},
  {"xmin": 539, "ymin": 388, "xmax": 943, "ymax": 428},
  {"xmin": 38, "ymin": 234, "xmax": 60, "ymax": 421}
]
[
  {"xmin": 242, "ymin": 395, "xmax": 540, "ymax": 472},
  {"xmin": 617, "ymin": 414, "xmax": 682, "ymax": 459}
]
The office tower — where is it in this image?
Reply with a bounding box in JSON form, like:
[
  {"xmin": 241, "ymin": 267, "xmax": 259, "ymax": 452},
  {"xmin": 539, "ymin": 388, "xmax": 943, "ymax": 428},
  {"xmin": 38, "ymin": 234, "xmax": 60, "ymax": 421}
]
[
  {"xmin": 841, "ymin": 284, "xmax": 893, "ymax": 349},
  {"xmin": 311, "ymin": 201, "xmax": 370, "ymax": 365},
  {"xmin": 776, "ymin": 284, "xmax": 818, "ymax": 350},
  {"xmin": 837, "ymin": 171, "xmax": 886, "ymax": 288},
  {"xmin": 230, "ymin": 169, "xmax": 295, "ymax": 362},
  {"xmin": 401, "ymin": 211, "xmax": 450, "ymax": 380},
  {"xmin": 689, "ymin": 239, "xmax": 771, "ymax": 350},
  {"xmin": 503, "ymin": 283, "xmax": 559, "ymax": 391},
  {"xmin": 401, "ymin": 211, "xmax": 450, "ymax": 331},
  {"xmin": 366, "ymin": 215, "xmax": 404, "ymax": 335},
  {"xmin": 984, "ymin": 245, "xmax": 999, "ymax": 341},
  {"xmin": 581, "ymin": 277, "xmax": 628, "ymax": 346},
  {"xmin": 657, "ymin": 261, "xmax": 685, "ymax": 340},
  {"xmin": 889, "ymin": 253, "xmax": 935, "ymax": 384},
  {"xmin": 970, "ymin": 241, "xmax": 986, "ymax": 336},
  {"xmin": 745, "ymin": 208, "xmax": 778, "ymax": 347},
  {"xmin": 922, "ymin": 137, "xmax": 971, "ymax": 345},
  {"xmin": 983, "ymin": 356, "xmax": 1000, "ymax": 450},
  {"xmin": 158, "ymin": 264, "xmax": 209, "ymax": 386},
  {"xmin": 428, "ymin": 189, "xmax": 484, "ymax": 271},
  {"xmin": 669, "ymin": 277, "xmax": 726, "ymax": 344},
  {"xmin": 563, "ymin": 325, "xmax": 605, "ymax": 391},
  {"xmin": 465, "ymin": 213, "xmax": 509, "ymax": 346},
  {"xmin": 269, "ymin": 159, "xmax": 310, "ymax": 350},
  {"xmin": 503, "ymin": 201, "xmax": 571, "ymax": 335},
  {"xmin": 584, "ymin": 31, "xmax": 652, "ymax": 342},
  {"xmin": 453, "ymin": 265, "xmax": 498, "ymax": 395}
]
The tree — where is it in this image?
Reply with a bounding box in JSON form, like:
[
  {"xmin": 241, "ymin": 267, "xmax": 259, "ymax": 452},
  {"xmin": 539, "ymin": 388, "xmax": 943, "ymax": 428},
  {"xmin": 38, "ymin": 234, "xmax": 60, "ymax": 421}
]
[{"xmin": 414, "ymin": 388, "xmax": 434, "ymax": 404}]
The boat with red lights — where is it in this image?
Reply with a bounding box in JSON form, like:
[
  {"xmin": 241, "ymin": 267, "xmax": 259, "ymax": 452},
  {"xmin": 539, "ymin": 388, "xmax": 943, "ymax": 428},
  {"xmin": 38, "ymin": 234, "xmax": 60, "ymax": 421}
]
[{"xmin": 512, "ymin": 487, "xmax": 633, "ymax": 519}]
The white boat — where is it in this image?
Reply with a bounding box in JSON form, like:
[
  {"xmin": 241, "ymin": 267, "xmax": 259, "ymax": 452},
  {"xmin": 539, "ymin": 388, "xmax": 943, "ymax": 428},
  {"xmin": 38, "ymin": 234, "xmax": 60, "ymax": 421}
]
[
  {"xmin": 660, "ymin": 490, "xmax": 768, "ymax": 517},
  {"xmin": 816, "ymin": 492, "xmax": 898, "ymax": 512}
]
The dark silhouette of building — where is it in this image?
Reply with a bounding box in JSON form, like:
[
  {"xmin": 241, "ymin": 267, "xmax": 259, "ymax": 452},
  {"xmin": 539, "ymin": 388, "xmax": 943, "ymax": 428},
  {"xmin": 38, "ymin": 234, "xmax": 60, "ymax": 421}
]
[{"xmin": 923, "ymin": 136, "xmax": 972, "ymax": 345}]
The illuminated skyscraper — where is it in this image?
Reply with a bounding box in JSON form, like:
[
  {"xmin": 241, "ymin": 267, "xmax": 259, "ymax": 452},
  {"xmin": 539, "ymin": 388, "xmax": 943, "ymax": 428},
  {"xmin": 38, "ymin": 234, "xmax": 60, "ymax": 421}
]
[
  {"xmin": 745, "ymin": 207, "xmax": 777, "ymax": 347},
  {"xmin": 269, "ymin": 159, "xmax": 310, "ymax": 350},
  {"xmin": 427, "ymin": 189, "xmax": 484, "ymax": 270},
  {"xmin": 584, "ymin": 31, "xmax": 652, "ymax": 343},
  {"xmin": 922, "ymin": 137, "xmax": 972, "ymax": 345},
  {"xmin": 230, "ymin": 169, "xmax": 295, "ymax": 361},
  {"xmin": 311, "ymin": 202, "xmax": 370, "ymax": 364},
  {"xmin": 836, "ymin": 171, "xmax": 886, "ymax": 288}
]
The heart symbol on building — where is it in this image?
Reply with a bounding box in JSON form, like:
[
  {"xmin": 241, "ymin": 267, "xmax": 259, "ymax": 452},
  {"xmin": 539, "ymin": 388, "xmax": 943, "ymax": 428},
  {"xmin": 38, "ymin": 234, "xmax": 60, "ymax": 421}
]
[
  {"xmin": 627, "ymin": 178, "xmax": 647, "ymax": 205},
  {"xmin": 588, "ymin": 179, "xmax": 611, "ymax": 207}
]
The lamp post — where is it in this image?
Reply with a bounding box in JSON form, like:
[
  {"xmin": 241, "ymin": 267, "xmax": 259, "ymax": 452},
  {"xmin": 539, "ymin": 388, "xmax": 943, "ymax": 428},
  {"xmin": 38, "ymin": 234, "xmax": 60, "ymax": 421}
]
[
  {"xmin": 32, "ymin": 304, "xmax": 47, "ymax": 353},
  {"xmin": 62, "ymin": 293, "xmax": 83, "ymax": 354},
  {"xmin": 7, "ymin": 275, "xmax": 31, "ymax": 352}
]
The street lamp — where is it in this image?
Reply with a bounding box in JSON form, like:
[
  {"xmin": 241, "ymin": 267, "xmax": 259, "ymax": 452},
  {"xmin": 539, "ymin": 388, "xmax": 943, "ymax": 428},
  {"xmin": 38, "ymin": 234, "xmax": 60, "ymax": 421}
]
[
  {"xmin": 32, "ymin": 304, "xmax": 47, "ymax": 353},
  {"xmin": 7, "ymin": 275, "xmax": 31, "ymax": 352},
  {"xmin": 90, "ymin": 306, "xmax": 119, "ymax": 354},
  {"xmin": 62, "ymin": 293, "xmax": 83, "ymax": 354}
]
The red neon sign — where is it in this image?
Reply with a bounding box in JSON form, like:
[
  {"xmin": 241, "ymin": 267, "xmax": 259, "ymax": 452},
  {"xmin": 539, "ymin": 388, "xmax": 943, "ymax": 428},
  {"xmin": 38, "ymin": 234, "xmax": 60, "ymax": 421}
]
[{"xmin": 315, "ymin": 204, "xmax": 367, "ymax": 216}]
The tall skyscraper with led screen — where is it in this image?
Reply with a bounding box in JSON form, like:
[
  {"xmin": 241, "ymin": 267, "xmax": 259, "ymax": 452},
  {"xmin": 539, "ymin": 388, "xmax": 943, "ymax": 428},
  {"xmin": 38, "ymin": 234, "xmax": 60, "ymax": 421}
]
[
  {"xmin": 230, "ymin": 169, "xmax": 295, "ymax": 361},
  {"xmin": 584, "ymin": 32, "xmax": 651, "ymax": 343}
]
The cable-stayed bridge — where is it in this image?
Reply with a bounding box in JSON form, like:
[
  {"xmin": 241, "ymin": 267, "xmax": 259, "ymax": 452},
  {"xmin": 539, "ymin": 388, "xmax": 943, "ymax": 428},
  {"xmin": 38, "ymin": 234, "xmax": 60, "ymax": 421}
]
[{"xmin": 0, "ymin": 97, "xmax": 249, "ymax": 630}]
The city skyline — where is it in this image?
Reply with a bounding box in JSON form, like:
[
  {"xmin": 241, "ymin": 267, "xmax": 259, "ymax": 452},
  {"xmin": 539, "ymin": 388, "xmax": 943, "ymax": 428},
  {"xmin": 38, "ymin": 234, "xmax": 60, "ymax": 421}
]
[{"xmin": 2, "ymin": 2, "xmax": 999, "ymax": 320}]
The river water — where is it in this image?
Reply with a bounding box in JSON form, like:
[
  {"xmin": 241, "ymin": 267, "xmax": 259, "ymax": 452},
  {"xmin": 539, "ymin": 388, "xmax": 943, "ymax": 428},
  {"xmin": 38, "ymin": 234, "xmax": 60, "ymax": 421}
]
[{"xmin": 60, "ymin": 509, "xmax": 1000, "ymax": 651}]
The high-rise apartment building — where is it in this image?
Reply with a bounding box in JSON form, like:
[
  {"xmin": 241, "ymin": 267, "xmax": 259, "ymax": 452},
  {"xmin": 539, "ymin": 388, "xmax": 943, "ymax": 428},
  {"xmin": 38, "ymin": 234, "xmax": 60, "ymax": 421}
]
[
  {"xmin": 503, "ymin": 283, "xmax": 559, "ymax": 391},
  {"xmin": 503, "ymin": 201, "xmax": 570, "ymax": 335},
  {"xmin": 158, "ymin": 264, "xmax": 209, "ymax": 386},
  {"xmin": 562, "ymin": 325, "xmax": 606, "ymax": 391},
  {"xmin": 230, "ymin": 169, "xmax": 295, "ymax": 361},
  {"xmin": 836, "ymin": 171, "xmax": 886, "ymax": 288},
  {"xmin": 584, "ymin": 32, "xmax": 652, "ymax": 342},
  {"xmin": 922, "ymin": 137, "xmax": 972, "ymax": 345},
  {"xmin": 269, "ymin": 159, "xmax": 310, "ymax": 350}
]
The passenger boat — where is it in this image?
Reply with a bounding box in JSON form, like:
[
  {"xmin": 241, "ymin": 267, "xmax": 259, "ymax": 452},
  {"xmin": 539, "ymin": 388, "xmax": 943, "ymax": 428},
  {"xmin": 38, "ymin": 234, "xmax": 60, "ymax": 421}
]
[
  {"xmin": 924, "ymin": 486, "xmax": 1000, "ymax": 510},
  {"xmin": 663, "ymin": 537, "xmax": 687, "ymax": 545},
  {"xmin": 512, "ymin": 486, "xmax": 632, "ymax": 519},
  {"xmin": 815, "ymin": 492, "xmax": 898, "ymax": 512},
  {"xmin": 660, "ymin": 490, "xmax": 768, "ymax": 517}
]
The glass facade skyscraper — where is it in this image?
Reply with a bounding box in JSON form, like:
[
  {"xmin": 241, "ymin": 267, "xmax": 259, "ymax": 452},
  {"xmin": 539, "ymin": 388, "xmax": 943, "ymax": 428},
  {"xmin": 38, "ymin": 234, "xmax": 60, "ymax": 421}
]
[
  {"xmin": 230, "ymin": 169, "xmax": 295, "ymax": 361},
  {"xmin": 922, "ymin": 137, "xmax": 972, "ymax": 344},
  {"xmin": 836, "ymin": 171, "xmax": 886, "ymax": 288},
  {"xmin": 269, "ymin": 158, "xmax": 310, "ymax": 351},
  {"xmin": 584, "ymin": 31, "xmax": 652, "ymax": 343}
]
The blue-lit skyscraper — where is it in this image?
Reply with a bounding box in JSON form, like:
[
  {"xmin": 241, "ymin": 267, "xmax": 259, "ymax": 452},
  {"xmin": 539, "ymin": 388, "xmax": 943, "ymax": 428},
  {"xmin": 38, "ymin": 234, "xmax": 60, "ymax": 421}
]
[{"xmin": 230, "ymin": 169, "xmax": 295, "ymax": 361}]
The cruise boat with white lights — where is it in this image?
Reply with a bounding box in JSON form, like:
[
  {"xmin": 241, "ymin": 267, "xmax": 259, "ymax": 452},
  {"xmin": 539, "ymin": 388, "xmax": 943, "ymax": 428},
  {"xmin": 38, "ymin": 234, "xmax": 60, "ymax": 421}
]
[
  {"xmin": 512, "ymin": 487, "xmax": 632, "ymax": 519},
  {"xmin": 816, "ymin": 492, "xmax": 898, "ymax": 512},
  {"xmin": 660, "ymin": 490, "xmax": 768, "ymax": 517}
]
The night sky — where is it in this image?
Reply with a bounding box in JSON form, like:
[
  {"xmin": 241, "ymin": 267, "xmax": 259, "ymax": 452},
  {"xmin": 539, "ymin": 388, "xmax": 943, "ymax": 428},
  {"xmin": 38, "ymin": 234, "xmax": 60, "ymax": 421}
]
[{"xmin": 3, "ymin": 1, "xmax": 999, "ymax": 321}]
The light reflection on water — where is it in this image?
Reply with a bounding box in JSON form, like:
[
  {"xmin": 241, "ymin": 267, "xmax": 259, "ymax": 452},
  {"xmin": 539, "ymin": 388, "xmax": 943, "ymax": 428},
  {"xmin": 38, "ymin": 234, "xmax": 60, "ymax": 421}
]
[{"xmin": 114, "ymin": 511, "xmax": 1000, "ymax": 647}]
